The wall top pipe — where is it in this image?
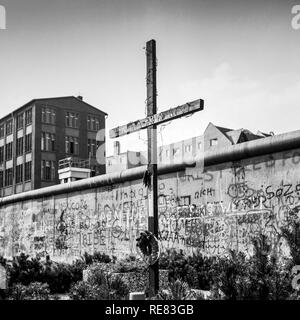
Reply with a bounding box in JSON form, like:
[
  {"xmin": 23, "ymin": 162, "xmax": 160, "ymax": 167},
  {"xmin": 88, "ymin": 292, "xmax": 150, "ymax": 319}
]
[{"xmin": 1, "ymin": 129, "xmax": 300, "ymax": 206}]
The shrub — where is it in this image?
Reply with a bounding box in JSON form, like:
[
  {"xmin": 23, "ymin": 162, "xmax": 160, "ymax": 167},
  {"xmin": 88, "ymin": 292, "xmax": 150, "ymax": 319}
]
[
  {"xmin": 9, "ymin": 282, "xmax": 50, "ymax": 300},
  {"xmin": 211, "ymin": 234, "xmax": 293, "ymax": 300},
  {"xmin": 281, "ymin": 219, "xmax": 300, "ymax": 265},
  {"xmin": 8, "ymin": 253, "xmax": 44, "ymax": 287},
  {"xmin": 152, "ymin": 279, "xmax": 197, "ymax": 300},
  {"xmin": 43, "ymin": 261, "xmax": 73, "ymax": 293},
  {"xmin": 69, "ymin": 268, "xmax": 129, "ymax": 300},
  {"xmin": 69, "ymin": 281, "xmax": 108, "ymax": 300},
  {"xmin": 159, "ymin": 249, "xmax": 216, "ymax": 290}
]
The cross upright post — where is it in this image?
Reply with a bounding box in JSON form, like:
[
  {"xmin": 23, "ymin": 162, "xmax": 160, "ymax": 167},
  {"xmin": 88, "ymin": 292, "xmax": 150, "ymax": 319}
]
[
  {"xmin": 146, "ymin": 39, "xmax": 159, "ymax": 296},
  {"xmin": 109, "ymin": 39, "xmax": 204, "ymax": 298}
]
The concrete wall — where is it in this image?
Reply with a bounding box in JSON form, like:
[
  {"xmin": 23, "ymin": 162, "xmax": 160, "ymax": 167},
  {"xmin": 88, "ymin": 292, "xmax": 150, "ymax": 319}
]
[{"xmin": 1, "ymin": 131, "xmax": 300, "ymax": 262}]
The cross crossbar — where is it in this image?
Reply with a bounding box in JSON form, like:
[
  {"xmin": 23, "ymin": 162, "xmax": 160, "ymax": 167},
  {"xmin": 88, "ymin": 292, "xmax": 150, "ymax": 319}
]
[{"xmin": 109, "ymin": 98, "xmax": 204, "ymax": 138}]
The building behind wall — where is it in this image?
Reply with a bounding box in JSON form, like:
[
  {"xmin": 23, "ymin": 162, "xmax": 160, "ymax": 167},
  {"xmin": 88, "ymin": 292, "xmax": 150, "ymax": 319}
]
[
  {"xmin": 106, "ymin": 122, "xmax": 271, "ymax": 172},
  {"xmin": 0, "ymin": 96, "xmax": 107, "ymax": 197},
  {"xmin": 106, "ymin": 141, "xmax": 146, "ymax": 173}
]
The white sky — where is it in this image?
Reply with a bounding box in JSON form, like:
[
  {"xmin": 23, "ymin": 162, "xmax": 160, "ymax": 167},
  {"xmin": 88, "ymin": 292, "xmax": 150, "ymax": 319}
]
[{"xmin": 0, "ymin": 0, "xmax": 299, "ymax": 156}]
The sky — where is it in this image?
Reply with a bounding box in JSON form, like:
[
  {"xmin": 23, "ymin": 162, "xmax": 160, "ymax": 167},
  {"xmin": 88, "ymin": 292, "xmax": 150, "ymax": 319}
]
[{"xmin": 0, "ymin": 0, "xmax": 299, "ymax": 156}]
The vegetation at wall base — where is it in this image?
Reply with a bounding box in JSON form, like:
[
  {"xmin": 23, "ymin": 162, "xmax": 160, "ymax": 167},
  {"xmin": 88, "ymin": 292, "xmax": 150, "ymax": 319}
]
[{"xmin": 0, "ymin": 224, "xmax": 300, "ymax": 300}]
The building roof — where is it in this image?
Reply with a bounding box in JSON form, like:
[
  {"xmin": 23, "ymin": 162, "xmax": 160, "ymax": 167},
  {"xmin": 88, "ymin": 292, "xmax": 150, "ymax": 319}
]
[
  {"xmin": 0, "ymin": 96, "xmax": 108, "ymax": 122},
  {"xmin": 214, "ymin": 125, "xmax": 233, "ymax": 134}
]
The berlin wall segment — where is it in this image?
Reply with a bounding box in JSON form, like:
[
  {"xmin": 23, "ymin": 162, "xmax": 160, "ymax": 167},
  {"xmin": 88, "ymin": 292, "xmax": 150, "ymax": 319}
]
[{"xmin": 1, "ymin": 147, "xmax": 300, "ymax": 262}]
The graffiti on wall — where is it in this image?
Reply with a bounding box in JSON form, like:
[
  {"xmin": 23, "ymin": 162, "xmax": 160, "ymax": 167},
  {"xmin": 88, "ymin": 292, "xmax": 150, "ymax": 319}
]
[{"xmin": 1, "ymin": 149, "xmax": 300, "ymax": 261}]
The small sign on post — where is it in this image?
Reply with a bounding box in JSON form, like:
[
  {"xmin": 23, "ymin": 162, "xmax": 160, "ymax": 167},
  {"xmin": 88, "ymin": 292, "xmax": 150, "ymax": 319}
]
[{"xmin": 0, "ymin": 265, "xmax": 7, "ymax": 290}]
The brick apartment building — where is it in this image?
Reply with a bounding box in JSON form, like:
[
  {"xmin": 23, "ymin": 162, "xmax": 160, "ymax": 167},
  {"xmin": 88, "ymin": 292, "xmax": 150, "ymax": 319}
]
[{"xmin": 0, "ymin": 96, "xmax": 107, "ymax": 197}]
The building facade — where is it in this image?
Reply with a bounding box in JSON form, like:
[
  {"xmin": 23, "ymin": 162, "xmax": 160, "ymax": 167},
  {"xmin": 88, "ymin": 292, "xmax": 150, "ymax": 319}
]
[
  {"xmin": 106, "ymin": 141, "xmax": 146, "ymax": 173},
  {"xmin": 106, "ymin": 122, "xmax": 271, "ymax": 172},
  {"xmin": 0, "ymin": 96, "xmax": 107, "ymax": 197}
]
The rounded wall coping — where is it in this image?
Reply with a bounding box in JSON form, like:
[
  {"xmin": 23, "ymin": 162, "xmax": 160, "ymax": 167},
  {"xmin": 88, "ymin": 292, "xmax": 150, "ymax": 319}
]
[{"xmin": 1, "ymin": 129, "xmax": 300, "ymax": 206}]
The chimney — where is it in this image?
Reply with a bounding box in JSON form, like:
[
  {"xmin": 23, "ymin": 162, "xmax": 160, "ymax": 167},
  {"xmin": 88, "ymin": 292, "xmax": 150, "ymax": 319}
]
[
  {"xmin": 114, "ymin": 141, "xmax": 120, "ymax": 156},
  {"xmin": 77, "ymin": 95, "xmax": 83, "ymax": 100}
]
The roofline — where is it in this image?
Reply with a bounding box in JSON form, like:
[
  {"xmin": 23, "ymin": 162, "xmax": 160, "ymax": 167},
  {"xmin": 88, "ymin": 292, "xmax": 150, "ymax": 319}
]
[
  {"xmin": 1, "ymin": 129, "xmax": 300, "ymax": 206},
  {"xmin": 0, "ymin": 96, "xmax": 108, "ymax": 122}
]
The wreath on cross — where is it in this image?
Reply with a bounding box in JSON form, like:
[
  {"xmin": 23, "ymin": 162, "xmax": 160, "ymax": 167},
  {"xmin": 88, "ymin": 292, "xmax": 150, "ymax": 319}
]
[{"xmin": 136, "ymin": 230, "xmax": 160, "ymax": 266}]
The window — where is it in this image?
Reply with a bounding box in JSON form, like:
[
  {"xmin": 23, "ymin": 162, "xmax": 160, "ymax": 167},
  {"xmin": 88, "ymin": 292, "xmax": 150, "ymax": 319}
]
[
  {"xmin": 25, "ymin": 133, "xmax": 32, "ymax": 153},
  {"xmin": 16, "ymin": 137, "xmax": 24, "ymax": 156},
  {"xmin": 41, "ymin": 132, "xmax": 55, "ymax": 152},
  {"xmin": 4, "ymin": 168, "xmax": 13, "ymax": 186},
  {"xmin": 197, "ymin": 142, "xmax": 202, "ymax": 149},
  {"xmin": 184, "ymin": 145, "xmax": 191, "ymax": 152},
  {"xmin": 107, "ymin": 160, "xmax": 112, "ymax": 166},
  {"xmin": 88, "ymin": 139, "xmax": 100, "ymax": 157},
  {"xmin": 6, "ymin": 119, "xmax": 13, "ymax": 135},
  {"xmin": 5, "ymin": 142, "xmax": 12, "ymax": 161},
  {"xmin": 41, "ymin": 160, "xmax": 56, "ymax": 181},
  {"xmin": 166, "ymin": 149, "xmax": 169, "ymax": 157},
  {"xmin": 0, "ymin": 146, "xmax": 4, "ymax": 163},
  {"xmin": 17, "ymin": 113, "xmax": 24, "ymax": 130},
  {"xmin": 0, "ymin": 124, "xmax": 4, "ymax": 138},
  {"xmin": 42, "ymin": 106, "xmax": 56, "ymax": 124},
  {"xmin": 87, "ymin": 115, "xmax": 100, "ymax": 131},
  {"xmin": 210, "ymin": 138, "xmax": 218, "ymax": 146},
  {"xmin": 65, "ymin": 112, "xmax": 79, "ymax": 128},
  {"xmin": 25, "ymin": 109, "xmax": 32, "ymax": 125},
  {"xmin": 16, "ymin": 164, "xmax": 23, "ymax": 184},
  {"xmin": 65, "ymin": 136, "xmax": 79, "ymax": 155},
  {"xmin": 24, "ymin": 161, "xmax": 32, "ymax": 181},
  {"xmin": 173, "ymin": 148, "xmax": 180, "ymax": 156}
]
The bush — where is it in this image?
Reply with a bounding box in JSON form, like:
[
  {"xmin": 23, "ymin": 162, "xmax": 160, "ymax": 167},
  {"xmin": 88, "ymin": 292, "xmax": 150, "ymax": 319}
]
[
  {"xmin": 159, "ymin": 234, "xmax": 295, "ymax": 300},
  {"xmin": 159, "ymin": 249, "xmax": 216, "ymax": 290},
  {"xmin": 8, "ymin": 253, "xmax": 44, "ymax": 287},
  {"xmin": 43, "ymin": 261, "xmax": 73, "ymax": 293},
  {"xmin": 5, "ymin": 251, "xmax": 112, "ymax": 294},
  {"xmin": 152, "ymin": 279, "xmax": 199, "ymax": 300},
  {"xmin": 69, "ymin": 268, "xmax": 129, "ymax": 300},
  {"xmin": 209, "ymin": 234, "xmax": 292, "ymax": 300},
  {"xmin": 9, "ymin": 282, "xmax": 50, "ymax": 300}
]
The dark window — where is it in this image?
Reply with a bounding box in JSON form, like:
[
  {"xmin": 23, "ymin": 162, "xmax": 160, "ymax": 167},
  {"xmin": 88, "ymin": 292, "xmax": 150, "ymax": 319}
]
[
  {"xmin": 87, "ymin": 115, "xmax": 100, "ymax": 131},
  {"xmin": 88, "ymin": 139, "xmax": 101, "ymax": 157},
  {"xmin": 4, "ymin": 168, "xmax": 13, "ymax": 186},
  {"xmin": 17, "ymin": 114, "xmax": 24, "ymax": 130},
  {"xmin": 41, "ymin": 132, "xmax": 55, "ymax": 151},
  {"xmin": 16, "ymin": 137, "xmax": 24, "ymax": 156},
  {"xmin": 5, "ymin": 142, "xmax": 12, "ymax": 161},
  {"xmin": 41, "ymin": 160, "xmax": 56, "ymax": 181},
  {"xmin": 65, "ymin": 136, "xmax": 79, "ymax": 155},
  {"xmin": 16, "ymin": 164, "xmax": 23, "ymax": 184},
  {"xmin": 25, "ymin": 133, "xmax": 32, "ymax": 153},
  {"xmin": 24, "ymin": 161, "xmax": 32, "ymax": 181},
  {"xmin": 0, "ymin": 125, "xmax": 4, "ymax": 138},
  {"xmin": 25, "ymin": 109, "xmax": 32, "ymax": 125},
  {"xmin": 65, "ymin": 112, "xmax": 79, "ymax": 128},
  {"xmin": 42, "ymin": 106, "xmax": 56, "ymax": 124},
  {"xmin": 0, "ymin": 146, "xmax": 4, "ymax": 163},
  {"xmin": 6, "ymin": 120, "xmax": 13, "ymax": 135},
  {"xmin": 210, "ymin": 138, "xmax": 218, "ymax": 146}
]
